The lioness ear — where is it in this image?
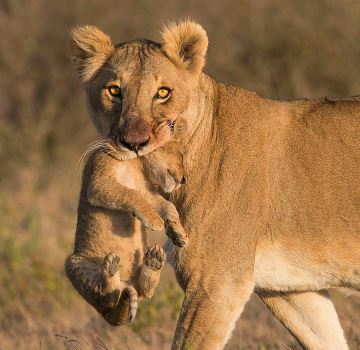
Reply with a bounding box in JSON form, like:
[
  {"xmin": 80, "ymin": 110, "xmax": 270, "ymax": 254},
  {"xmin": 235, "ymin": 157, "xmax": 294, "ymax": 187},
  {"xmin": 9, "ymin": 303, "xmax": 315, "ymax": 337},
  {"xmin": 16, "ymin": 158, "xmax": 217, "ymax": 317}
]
[
  {"xmin": 161, "ymin": 20, "xmax": 208, "ymax": 75},
  {"xmin": 71, "ymin": 25, "xmax": 115, "ymax": 82}
]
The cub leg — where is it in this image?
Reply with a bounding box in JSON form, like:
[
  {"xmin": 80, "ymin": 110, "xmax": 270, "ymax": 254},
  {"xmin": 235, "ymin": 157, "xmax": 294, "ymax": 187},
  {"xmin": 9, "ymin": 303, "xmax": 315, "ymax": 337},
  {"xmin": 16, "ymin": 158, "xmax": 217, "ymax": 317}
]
[
  {"xmin": 149, "ymin": 193, "xmax": 189, "ymax": 247},
  {"xmin": 88, "ymin": 178, "xmax": 165, "ymax": 232},
  {"xmin": 65, "ymin": 252, "xmax": 121, "ymax": 310},
  {"xmin": 260, "ymin": 290, "xmax": 348, "ymax": 350},
  {"xmin": 102, "ymin": 285, "xmax": 139, "ymax": 325},
  {"xmin": 137, "ymin": 245, "xmax": 166, "ymax": 298}
]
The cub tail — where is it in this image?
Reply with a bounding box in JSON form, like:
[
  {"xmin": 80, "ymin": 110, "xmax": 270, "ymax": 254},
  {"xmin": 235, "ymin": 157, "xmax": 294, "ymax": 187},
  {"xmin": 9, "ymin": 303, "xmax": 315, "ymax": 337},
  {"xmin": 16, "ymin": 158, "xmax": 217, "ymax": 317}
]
[
  {"xmin": 101, "ymin": 285, "xmax": 139, "ymax": 326},
  {"xmin": 126, "ymin": 285, "xmax": 139, "ymax": 322}
]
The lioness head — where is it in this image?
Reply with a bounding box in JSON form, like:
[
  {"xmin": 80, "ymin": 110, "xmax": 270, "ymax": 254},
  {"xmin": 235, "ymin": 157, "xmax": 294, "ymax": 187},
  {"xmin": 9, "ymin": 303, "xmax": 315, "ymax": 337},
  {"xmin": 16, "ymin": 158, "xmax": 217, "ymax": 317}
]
[{"xmin": 71, "ymin": 21, "xmax": 208, "ymax": 156}]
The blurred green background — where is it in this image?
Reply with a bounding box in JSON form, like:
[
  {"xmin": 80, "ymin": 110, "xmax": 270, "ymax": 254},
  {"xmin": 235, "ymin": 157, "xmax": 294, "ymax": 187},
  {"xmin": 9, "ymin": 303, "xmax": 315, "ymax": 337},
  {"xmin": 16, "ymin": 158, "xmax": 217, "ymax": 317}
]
[{"xmin": 1, "ymin": 0, "xmax": 360, "ymax": 349}]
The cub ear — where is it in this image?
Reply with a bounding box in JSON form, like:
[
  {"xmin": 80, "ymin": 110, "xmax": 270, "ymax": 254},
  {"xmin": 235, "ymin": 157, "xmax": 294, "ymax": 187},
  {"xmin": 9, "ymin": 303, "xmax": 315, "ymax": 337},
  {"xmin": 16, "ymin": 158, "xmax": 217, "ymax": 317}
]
[
  {"xmin": 71, "ymin": 25, "xmax": 115, "ymax": 82},
  {"xmin": 161, "ymin": 20, "xmax": 208, "ymax": 75}
]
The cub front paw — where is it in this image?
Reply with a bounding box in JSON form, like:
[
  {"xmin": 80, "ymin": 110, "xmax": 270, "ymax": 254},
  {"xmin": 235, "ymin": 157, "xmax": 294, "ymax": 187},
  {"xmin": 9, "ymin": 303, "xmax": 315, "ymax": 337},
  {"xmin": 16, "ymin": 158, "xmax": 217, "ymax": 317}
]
[
  {"xmin": 102, "ymin": 253, "xmax": 120, "ymax": 277},
  {"xmin": 166, "ymin": 221, "xmax": 189, "ymax": 247},
  {"xmin": 144, "ymin": 245, "xmax": 166, "ymax": 271}
]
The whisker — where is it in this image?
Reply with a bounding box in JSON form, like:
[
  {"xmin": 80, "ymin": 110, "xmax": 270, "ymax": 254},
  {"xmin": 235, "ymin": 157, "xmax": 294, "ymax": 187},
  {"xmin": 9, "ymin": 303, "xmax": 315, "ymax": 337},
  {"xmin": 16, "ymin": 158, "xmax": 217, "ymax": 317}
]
[
  {"xmin": 79, "ymin": 140, "xmax": 107, "ymax": 158},
  {"xmin": 77, "ymin": 139, "xmax": 110, "ymax": 183}
]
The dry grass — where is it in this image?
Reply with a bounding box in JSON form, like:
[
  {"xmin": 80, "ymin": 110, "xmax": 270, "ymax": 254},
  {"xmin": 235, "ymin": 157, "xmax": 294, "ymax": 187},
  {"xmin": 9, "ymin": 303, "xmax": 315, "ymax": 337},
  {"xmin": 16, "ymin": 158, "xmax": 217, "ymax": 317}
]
[{"xmin": 1, "ymin": 0, "xmax": 360, "ymax": 348}]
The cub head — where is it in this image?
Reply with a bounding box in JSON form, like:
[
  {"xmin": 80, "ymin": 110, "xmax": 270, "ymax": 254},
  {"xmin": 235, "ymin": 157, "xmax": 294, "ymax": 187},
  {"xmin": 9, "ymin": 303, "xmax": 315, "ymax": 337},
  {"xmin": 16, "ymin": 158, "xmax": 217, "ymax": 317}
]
[
  {"xmin": 142, "ymin": 141, "xmax": 186, "ymax": 193},
  {"xmin": 71, "ymin": 20, "xmax": 208, "ymax": 156}
]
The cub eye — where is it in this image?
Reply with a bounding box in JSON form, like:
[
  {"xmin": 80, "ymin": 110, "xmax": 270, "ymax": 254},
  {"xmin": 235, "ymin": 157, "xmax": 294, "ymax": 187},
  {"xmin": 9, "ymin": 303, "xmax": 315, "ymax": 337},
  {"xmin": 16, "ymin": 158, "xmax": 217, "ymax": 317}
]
[
  {"xmin": 108, "ymin": 85, "xmax": 121, "ymax": 97},
  {"xmin": 157, "ymin": 87, "xmax": 171, "ymax": 99}
]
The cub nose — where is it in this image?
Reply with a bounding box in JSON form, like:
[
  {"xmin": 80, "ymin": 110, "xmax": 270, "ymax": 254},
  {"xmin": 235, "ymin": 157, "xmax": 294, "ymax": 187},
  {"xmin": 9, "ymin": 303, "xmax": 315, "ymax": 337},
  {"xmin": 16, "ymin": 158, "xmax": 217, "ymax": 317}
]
[{"xmin": 117, "ymin": 116, "xmax": 152, "ymax": 152}]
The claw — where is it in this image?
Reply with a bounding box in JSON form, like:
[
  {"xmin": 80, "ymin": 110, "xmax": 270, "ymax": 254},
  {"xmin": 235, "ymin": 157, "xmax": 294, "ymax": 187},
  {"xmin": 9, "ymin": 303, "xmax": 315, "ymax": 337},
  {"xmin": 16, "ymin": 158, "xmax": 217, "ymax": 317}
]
[
  {"xmin": 173, "ymin": 237, "xmax": 186, "ymax": 247},
  {"xmin": 128, "ymin": 312, "xmax": 135, "ymax": 322},
  {"xmin": 156, "ymin": 251, "xmax": 162, "ymax": 260}
]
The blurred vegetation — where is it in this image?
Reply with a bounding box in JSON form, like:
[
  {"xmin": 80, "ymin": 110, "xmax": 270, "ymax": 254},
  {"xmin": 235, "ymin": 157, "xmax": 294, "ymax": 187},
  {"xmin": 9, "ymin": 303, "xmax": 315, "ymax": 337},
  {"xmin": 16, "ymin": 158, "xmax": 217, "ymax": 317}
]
[
  {"xmin": 1, "ymin": 0, "xmax": 360, "ymax": 349},
  {"xmin": 130, "ymin": 282, "xmax": 183, "ymax": 334}
]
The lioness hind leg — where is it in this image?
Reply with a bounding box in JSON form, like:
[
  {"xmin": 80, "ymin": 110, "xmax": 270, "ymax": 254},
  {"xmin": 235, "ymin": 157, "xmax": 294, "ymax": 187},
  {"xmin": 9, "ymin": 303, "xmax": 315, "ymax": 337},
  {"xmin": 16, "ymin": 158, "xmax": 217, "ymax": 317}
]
[
  {"xmin": 137, "ymin": 245, "xmax": 166, "ymax": 298},
  {"xmin": 65, "ymin": 253, "xmax": 121, "ymax": 309},
  {"xmin": 260, "ymin": 290, "xmax": 348, "ymax": 350}
]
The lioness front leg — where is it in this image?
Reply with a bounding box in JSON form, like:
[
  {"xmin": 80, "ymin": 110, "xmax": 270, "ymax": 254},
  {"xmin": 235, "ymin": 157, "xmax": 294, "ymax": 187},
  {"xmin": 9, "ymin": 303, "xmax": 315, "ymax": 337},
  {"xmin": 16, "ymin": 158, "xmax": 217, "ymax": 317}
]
[
  {"xmin": 172, "ymin": 277, "xmax": 254, "ymax": 350},
  {"xmin": 137, "ymin": 245, "xmax": 166, "ymax": 298}
]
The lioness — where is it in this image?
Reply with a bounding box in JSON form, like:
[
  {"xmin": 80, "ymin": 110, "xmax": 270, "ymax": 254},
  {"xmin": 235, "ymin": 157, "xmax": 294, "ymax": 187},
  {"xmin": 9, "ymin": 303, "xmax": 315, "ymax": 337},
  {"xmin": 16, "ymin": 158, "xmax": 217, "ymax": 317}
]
[{"xmin": 70, "ymin": 21, "xmax": 360, "ymax": 349}]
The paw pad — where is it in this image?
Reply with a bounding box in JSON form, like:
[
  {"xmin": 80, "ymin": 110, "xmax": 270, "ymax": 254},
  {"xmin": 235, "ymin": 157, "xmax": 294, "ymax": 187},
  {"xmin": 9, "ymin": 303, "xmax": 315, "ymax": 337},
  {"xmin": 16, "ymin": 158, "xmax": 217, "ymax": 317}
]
[
  {"xmin": 103, "ymin": 253, "xmax": 120, "ymax": 277},
  {"xmin": 145, "ymin": 245, "xmax": 166, "ymax": 270}
]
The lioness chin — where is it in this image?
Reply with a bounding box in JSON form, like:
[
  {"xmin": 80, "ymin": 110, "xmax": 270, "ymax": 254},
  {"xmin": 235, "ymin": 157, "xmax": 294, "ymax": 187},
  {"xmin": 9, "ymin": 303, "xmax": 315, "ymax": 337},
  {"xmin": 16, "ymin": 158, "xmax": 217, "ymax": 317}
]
[{"xmin": 70, "ymin": 20, "xmax": 360, "ymax": 350}]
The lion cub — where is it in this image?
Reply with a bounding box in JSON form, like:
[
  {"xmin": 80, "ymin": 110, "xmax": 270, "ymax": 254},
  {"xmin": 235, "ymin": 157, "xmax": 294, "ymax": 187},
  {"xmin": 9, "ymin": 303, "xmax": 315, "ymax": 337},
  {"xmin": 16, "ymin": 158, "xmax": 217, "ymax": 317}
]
[{"xmin": 65, "ymin": 122, "xmax": 187, "ymax": 325}]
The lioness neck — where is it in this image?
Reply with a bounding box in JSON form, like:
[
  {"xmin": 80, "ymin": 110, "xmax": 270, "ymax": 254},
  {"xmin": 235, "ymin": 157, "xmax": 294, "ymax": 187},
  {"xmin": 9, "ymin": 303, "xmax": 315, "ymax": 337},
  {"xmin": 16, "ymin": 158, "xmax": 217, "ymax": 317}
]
[
  {"xmin": 180, "ymin": 73, "xmax": 218, "ymax": 176},
  {"xmin": 175, "ymin": 74, "xmax": 268, "ymax": 224}
]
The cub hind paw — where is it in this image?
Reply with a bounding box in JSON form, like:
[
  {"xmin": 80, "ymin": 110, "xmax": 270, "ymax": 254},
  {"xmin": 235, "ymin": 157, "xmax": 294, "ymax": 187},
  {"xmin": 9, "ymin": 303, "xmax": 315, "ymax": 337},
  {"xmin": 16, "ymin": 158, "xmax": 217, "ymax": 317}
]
[
  {"xmin": 144, "ymin": 245, "xmax": 166, "ymax": 271},
  {"xmin": 103, "ymin": 253, "xmax": 120, "ymax": 277}
]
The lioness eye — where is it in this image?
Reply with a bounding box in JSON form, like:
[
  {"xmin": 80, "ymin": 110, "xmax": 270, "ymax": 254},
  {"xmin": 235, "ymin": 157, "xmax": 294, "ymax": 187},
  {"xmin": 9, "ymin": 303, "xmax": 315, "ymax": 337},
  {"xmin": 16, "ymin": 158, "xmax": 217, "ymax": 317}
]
[
  {"xmin": 157, "ymin": 87, "xmax": 171, "ymax": 99},
  {"xmin": 108, "ymin": 85, "xmax": 121, "ymax": 97}
]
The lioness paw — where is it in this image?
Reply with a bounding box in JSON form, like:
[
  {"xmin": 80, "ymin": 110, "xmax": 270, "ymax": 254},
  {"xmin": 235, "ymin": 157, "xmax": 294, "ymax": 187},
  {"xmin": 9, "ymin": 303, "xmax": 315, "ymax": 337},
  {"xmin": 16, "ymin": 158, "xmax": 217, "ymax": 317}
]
[{"xmin": 145, "ymin": 245, "xmax": 166, "ymax": 270}]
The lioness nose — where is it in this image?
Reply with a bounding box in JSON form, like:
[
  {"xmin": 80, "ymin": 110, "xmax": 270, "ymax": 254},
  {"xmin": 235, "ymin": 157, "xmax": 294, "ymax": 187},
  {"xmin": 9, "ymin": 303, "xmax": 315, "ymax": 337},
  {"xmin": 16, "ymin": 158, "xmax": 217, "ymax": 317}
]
[
  {"xmin": 119, "ymin": 135, "xmax": 150, "ymax": 152},
  {"xmin": 117, "ymin": 115, "xmax": 152, "ymax": 152}
]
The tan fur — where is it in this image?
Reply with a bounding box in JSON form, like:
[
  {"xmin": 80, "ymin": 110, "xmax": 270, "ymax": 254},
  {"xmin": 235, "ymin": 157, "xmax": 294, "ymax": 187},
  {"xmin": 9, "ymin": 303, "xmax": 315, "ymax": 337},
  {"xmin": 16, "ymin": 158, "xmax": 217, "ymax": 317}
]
[
  {"xmin": 161, "ymin": 21, "xmax": 208, "ymax": 74},
  {"xmin": 65, "ymin": 124, "xmax": 188, "ymax": 325},
  {"xmin": 71, "ymin": 25, "xmax": 115, "ymax": 82},
  {"xmin": 260, "ymin": 291, "xmax": 348, "ymax": 350},
  {"xmin": 71, "ymin": 21, "xmax": 360, "ymax": 349}
]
